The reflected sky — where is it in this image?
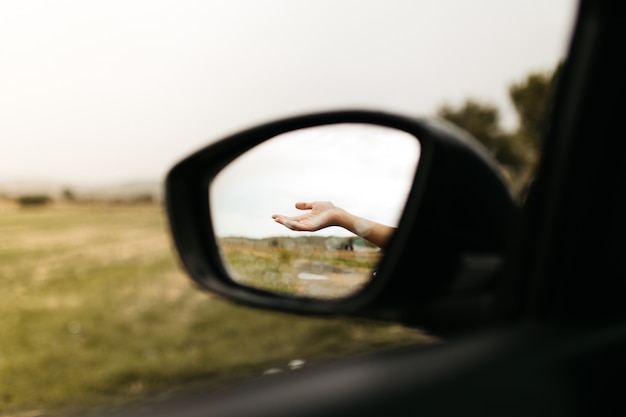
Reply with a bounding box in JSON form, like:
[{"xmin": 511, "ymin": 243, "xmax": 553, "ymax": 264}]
[{"xmin": 210, "ymin": 124, "xmax": 420, "ymax": 238}]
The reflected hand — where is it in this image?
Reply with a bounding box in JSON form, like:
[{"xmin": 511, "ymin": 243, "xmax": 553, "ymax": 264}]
[
  {"xmin": 272, "ymin": 201, "xmax": 394, "ymax": 248},
  {"xmin": 272, "ymin": 201, "xmax": 342, "ymax": 232}
]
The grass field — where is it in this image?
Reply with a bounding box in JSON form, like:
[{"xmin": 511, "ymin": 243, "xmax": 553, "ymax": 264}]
[
  {"xmin": 219, "ymin": 239, "xmax": 379, "ymax": 299},
  {"xmin": 0, "ymin": 203, "xmax": 435, "ymax": 416}
]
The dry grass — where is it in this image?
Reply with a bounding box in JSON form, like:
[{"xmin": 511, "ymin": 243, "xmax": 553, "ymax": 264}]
[{"xmin": 0, "ymin": 203, "xmax": 435, "ymax": 416}]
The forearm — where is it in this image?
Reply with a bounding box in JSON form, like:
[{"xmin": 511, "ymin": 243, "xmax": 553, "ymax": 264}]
[{"xmin": 335, "ymin": 209, "xmax": 394, "ymax": 249}]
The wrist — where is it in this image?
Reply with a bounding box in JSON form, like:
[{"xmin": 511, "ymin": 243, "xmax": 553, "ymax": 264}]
[{"xmin": 333, "ymin": 207, "xmax": 351, "ymax": 230}]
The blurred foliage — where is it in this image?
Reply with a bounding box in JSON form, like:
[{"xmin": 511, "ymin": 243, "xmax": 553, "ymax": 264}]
[
  {"xmin": 436, "ymin": 63, "xmax": 562, "ymax": 197},
  {"xmin": 437, "ymin": 99, "xmax": 529, "ymax": 176},
  {"xmin": 16, "ymin": 195, "xmax": 53, "ymax": 207}
]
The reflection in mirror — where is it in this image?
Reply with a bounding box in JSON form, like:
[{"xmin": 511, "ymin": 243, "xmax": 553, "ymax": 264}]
[{"xmin": 210, "ymin": 123, "xmax": 420, "ymax": 300}]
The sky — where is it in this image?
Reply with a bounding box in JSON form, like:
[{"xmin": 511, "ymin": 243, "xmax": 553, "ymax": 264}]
[
  {"xmin": 0, "ymin": 0, "xmax": 578, "ymax": 188},
  {"xmin": 210, "ymin": 124, "xmax": 420, "ymax": 237}
]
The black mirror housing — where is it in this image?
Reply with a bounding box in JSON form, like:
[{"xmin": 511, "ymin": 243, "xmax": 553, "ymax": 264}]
[{"xmin": 165, "ymin": 110, "xmax": 520, "ymax": 331}]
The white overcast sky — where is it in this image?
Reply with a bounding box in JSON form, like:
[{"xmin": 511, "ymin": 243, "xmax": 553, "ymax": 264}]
[
  {"xmin": 210, "ymin": 124, "xmax": 420, "ymax": 237},
  {"xmin": 0, "ymin": 0, "xmax": 578, "ymax": 186}
]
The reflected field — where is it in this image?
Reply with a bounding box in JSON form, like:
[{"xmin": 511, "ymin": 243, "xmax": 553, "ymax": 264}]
[{"xmin": 219, "ymin": 236, "xmax": 381, "ymax": 299}]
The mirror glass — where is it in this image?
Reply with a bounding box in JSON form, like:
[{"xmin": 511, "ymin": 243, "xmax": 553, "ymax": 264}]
[{"xmin": 210, "ymin": 123, "xmax": 420, "ymax": 300}]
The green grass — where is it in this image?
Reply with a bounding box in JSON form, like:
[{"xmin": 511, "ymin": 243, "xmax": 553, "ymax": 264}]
[{"xmin": 0, "ymin": 203, "xmax": 436, "ymax": 416}]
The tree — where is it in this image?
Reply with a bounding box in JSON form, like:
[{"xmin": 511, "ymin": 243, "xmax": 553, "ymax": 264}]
[
  {"xmin": 437, "ymin": 99, "xmax": 531, "ymax": 188},
  {"xmin": 17, "ymin": 195, "xmax": 52, "ymax": 208},
  {"xmin": 436, "ymin": 64, "xmax": 561, "ymax": 196},
  {"xmin": 508, "ymin": 64, "xmax": 562, "ymax": 153},
  {"xmin": 61, "ymin": 187, "xmax": 76, "ymax": 202}
]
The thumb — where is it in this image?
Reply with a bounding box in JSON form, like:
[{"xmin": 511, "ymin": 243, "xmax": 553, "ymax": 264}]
[{"xmin": 295, "ymin": 201, "xmax": 313, "ymax": 210}]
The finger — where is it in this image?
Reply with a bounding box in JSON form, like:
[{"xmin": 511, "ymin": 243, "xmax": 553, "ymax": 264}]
[
  {"xmin": 272, "ymin": 216, "xmax": 291, "ymax": 229},
  {"xmin": 278, "ymin": 218, "xmax": 306, "ymax": 231},
  {"xmin": 295, "ymin": 201, "xmax": 313, "ymax": 210},
  {"xmin": 272, "ymin": 215, "xmax": 289, "ymax": 224},
  {"xmin": 273, "ymin": 215, "xmax": 301, "ymax": 226}
]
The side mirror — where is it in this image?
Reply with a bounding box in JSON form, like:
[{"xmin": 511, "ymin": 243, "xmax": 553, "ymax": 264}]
[{"xmin": 165, "ymin": 110, "xmax": 520, "ymax": 330}]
